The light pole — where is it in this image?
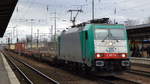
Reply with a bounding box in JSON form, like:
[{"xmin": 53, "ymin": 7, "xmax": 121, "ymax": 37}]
[
  {"xmin": 46, "ymin": 6, "xmax": 57, "ymax": 41},
  {"xmin": 54, "ymin": 12, "xmax": 57, "ymax": 41},
  {"xmin": 92, "ymin": 0, "xmax": 95, "ymax": 20},
  {"xmin": 86, "ymin": 0, "xmax": 101, "ymax": 20},
  {"xmin": 50, "ymin": 25, "xmax": 53, "ymax": 41},
  {"xmin": 28, "ymin": 19, "xmax": 35, "ymax": 50},
  {"xmin": 37, "ymin": 29, "xmax": 39, "ymax": 48}
]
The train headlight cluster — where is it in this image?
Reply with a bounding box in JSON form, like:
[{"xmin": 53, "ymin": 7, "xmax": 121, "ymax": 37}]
[
  {"xmin": 122, "ymin": 54, "xmax": 126, "ymax": 58},
  {"xmin": 122, "ymin": 60, "xmax": 130, "ymax": 66},
  {"xmin": 108, "ymin": 42, "xmax": 113, "ymax": 46},
  {"xmin": 96, "ymin": 53, "xmax": 104, "ymax": 58},
  {"xmin": 97, "ymin": 54, "xmax": 101, "ymax": 58},
  {"xmin": 96, "ymin": 61, "xmax": 104, "ymax": 66}
]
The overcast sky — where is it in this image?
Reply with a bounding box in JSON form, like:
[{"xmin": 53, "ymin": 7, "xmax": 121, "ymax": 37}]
[{"xmin": 1, "ymin": 0, "xmax": 150, "ymax": 43}]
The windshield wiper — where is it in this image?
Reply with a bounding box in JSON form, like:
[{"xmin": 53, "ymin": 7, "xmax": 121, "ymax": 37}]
[
  {"xmin": 101, "ymin": 29, "xmax": 119, "ymax": 42},
  {"xmin": 101, "ymin": 34, "xmax": 109, "ymax": 42}
]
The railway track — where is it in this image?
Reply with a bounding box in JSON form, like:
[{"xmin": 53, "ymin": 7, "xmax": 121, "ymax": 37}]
[
  {"xmin": 132, "ymin": 63, "xmax": 150, "ymax": 68},
  {"xmin": 3, "ymin": 52, "xmax": 60, "ymax": 84},
  {"xmin": 99, "ymin": 76, "xmax": 140, "ymax": 84},
  {"xmin": 3, "ymin": 51, "xmax": 142, "ymax": 84},
  {"xmin": 127, "ymin": 69, "xmax": 150, "ymax": 77},
  {"xmin": 93, "ymin": 74, "xmax": 140, "ymax": 84},
  {"xmin": 109, "ymin": 76, "xmax": 141, "ymax": 84}
]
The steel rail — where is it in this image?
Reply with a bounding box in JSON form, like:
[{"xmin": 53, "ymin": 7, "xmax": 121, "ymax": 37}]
[
  {"xmin": 95, "ymin": 75, "xmax": 140, "ymax": 84},
  {"xmin": 97, "ymin": 79, "xmax": 116, "ymax": 84},
  {"xmin": 127, "ymin": 69, "xmax": 150, "ymax": 77},
  {"xmin": 112, "ymin": 76, "xmax": 141, "ymax": 84},
  {"xmin": 11, "ymin": 55, "xmax": 60, "ymax": 84},
  {"xmin": 4, "ymin": 53, "xmax": 34, "ymax": 84}
]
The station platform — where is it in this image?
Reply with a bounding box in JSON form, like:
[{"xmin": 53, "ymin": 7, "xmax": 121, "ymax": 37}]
[
  {"xmin": 0, "ymin": 52, "xmax": 20, "ymax": 84},
  {"xmin": 130, "ymin": 57, "xmax": 150, "ymax": 66}
]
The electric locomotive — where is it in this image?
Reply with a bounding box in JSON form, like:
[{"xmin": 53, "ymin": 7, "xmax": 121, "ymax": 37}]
[{"xmin": 57, "ymin": 18, "xmax": 130, "ymax": 74}]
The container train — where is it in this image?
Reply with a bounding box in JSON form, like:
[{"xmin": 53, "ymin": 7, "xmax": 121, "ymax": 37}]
[{"xmin": 6, "ymin": 18, "xmax": 130, "ymax": 74}]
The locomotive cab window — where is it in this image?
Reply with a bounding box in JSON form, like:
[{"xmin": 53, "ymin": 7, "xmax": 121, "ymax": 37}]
[
  {"xmin": 95, "ymin": 29, "xmax": 126, "ymax": 40},
  {"xmin": 85, "ymin": 31, "xmax": 88, "ymax": 40}
]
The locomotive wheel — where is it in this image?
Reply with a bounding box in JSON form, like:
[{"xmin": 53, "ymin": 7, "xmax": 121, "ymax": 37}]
[{"xmin": 81, "ymin": 64, "xmax": 91, "ymax": 73}]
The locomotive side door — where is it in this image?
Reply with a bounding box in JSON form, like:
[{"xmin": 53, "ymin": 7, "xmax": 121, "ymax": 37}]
[
  {"xmin": 85, "ymin": 31, "xmax": 89, "ymax": 60},
  {"xmin": 82, "ymin": 31, "xmax": 89, "ymax": 64}
]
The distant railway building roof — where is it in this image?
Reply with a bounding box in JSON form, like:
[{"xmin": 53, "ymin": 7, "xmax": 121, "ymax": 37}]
[
  {"xmin": 0, "ymin": 0, "xmax": 18, "ymax": 37},
  {"xmin": 127, "ymin": 24, "xmax": 150, "ymax": 40},
  {"xmin": 127, "ymin": 24, "xmax": 150, "ymax": 30}
]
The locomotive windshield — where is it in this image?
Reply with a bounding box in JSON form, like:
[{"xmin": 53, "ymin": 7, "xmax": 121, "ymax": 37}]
[{"xmin": 95, "ymin": 29, "xmax": 126, "ymax": 40}]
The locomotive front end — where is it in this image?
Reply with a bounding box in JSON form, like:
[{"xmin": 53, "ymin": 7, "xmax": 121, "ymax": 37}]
[{"xmin": 94, "ymin": 25, "xmax": 130, "ymax": 72}]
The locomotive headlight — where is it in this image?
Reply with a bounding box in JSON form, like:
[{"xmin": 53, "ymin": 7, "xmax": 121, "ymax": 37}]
[
  {"xmin": 96, "ymin": 53, "xmax": 104, "ymax": 58},
  {"xmin": 109, "ymin": 42, "xmax": 113, "ymax": 46},
  {"xmin": 122, "ymin": 54, "xmax": 126, "ymax": 57},
  {"xmin": 97, "ymin": 54, "xmax": 101, "ymax": 58}
]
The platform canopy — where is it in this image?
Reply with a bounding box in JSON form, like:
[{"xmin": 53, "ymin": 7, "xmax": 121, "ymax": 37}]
[
  {"xmin": 0, "ymin": 0, "xmax": 18, "ymax": 37},
  {"xmin": 127, "ymin": 24, "xmax": 150, "ymax": 40}
]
